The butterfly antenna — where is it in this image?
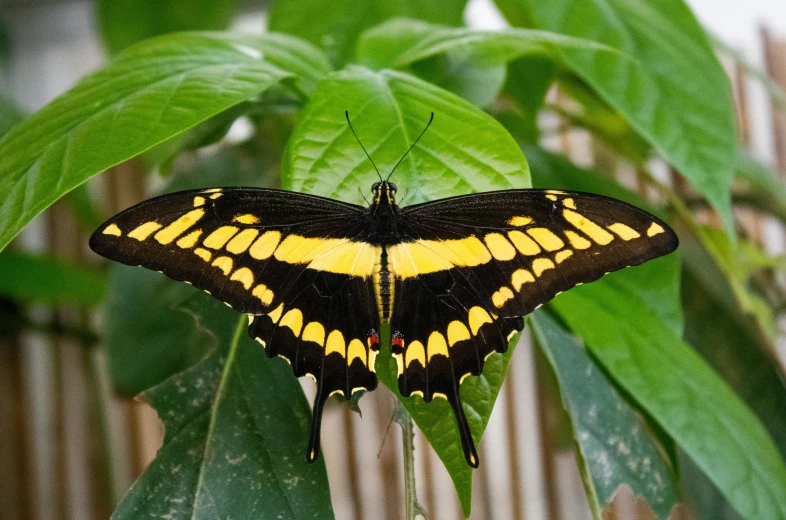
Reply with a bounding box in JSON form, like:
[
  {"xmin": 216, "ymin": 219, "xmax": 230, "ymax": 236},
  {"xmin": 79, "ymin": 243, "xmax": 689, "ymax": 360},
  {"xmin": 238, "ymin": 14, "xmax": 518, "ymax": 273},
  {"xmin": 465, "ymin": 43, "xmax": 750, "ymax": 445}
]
[
  {"xmin": 387, "ymin": 112, "xmax": 434, "ymax": 181},
  {"xmin": 346, "ymin": 110, "xmax": 383, "ymax": 182}
]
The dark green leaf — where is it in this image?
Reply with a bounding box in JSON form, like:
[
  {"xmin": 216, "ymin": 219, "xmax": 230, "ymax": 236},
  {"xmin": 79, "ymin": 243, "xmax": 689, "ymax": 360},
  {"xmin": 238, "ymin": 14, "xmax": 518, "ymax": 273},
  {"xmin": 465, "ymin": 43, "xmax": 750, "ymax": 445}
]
[
  {"xmin": 112, "ymin": 316, "xmax": 334, "ymax": 520},
  {"xmin": 0, "ymin": 32, "xmax": 301, "ymax": 254},
  {"xmin": 549, "ymin": 257, "xmax": 786, "ymax": 519},
  {"xmin": 498, "ymin": 55, "xmax": 556, "ymax": 142},
  {"xmin": 64, "ymin": 182, "xmax": 105, "ymax": 231},
  {"xmin": 524, "ymin": 0, "xmax": 737, "ymax": 236},
  {"xmin": 0, "ymin": 250, "xmax": 106, "ymax": 306},
  {"xmin": 532, "ymin": 311, "xmax": 680, "ymax": 519},
  {"xmin": 268, "ymin": 0, "xmax": 468, "ymax": 66},
  {"xmin": 97, "ymin": 0, "xmax": 240, "ymax": 54},
  {"xmin": 283, "ymin": 66, "xmax": 530, "ymax": 515},
  {"xmin": 735, "ymin": 148, "xmax": 786, "ymax": 223},
  {"xmin": 492, "ymin": 0, "xmax": 535, "ymax": 28}
]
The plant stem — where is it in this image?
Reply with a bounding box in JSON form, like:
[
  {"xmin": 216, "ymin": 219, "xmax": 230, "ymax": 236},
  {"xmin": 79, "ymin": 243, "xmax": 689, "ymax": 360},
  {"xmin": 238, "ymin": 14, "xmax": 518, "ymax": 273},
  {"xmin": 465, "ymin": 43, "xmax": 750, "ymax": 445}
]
[{"xmin": 395, "ymin": 401, "xmax": 428, "ymax": 520}]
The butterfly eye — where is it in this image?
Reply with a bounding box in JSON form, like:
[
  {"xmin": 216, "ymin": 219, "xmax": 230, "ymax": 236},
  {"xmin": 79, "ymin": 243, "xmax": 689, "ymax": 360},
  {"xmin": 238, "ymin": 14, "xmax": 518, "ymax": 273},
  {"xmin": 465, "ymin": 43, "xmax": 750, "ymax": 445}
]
[
  {"xmin": 371, "ymin": 182, "xmax": 380, "ymax": 192},
  {"xmin": 389, "ymin": 183, "xmax": 398, "ymax": 193}
]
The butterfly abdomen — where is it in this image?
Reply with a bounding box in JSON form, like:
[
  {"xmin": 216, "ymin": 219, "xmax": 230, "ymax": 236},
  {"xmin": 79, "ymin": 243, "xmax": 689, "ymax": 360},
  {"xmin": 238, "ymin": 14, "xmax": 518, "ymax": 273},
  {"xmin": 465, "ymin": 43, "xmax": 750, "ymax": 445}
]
[{"xmin": 374, "ymin": 248, "xmax": 394, "ymax": 323}]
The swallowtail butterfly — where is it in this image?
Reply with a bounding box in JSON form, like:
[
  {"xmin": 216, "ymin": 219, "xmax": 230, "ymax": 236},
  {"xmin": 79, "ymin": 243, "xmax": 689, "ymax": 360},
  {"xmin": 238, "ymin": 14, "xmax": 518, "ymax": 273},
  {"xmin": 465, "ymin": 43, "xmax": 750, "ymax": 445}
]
[{"xmin": 90, "ymin": 113, "xmax": 678, "ymax": 467}]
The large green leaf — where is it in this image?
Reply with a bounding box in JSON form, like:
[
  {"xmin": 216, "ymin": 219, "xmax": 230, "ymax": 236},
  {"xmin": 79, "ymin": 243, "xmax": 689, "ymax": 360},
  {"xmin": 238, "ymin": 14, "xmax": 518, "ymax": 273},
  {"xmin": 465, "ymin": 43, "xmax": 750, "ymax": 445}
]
[
  {"xmin": 532, "ymin": 311, "xmax": 680, "ymax": 519},
  {"xmin": 112, "ymin": 313, "xmax": 334, "ymax": 519},
  {"xmin": 0, "ymin": 32, "xmax": 303, "ymax": 254},
  {"xmin": 508, "ymin": 0, "xmax": 737, "ymax": 235},
  {"xmin": 0, "ymin": 94, "xmax": 23, "ymax": 137},
  {"xmin": 283, "ymin": 66, "xmax": 530, "ymax": 205},
  {"xmin": 97, "ymin": 0, "xmax": 240, "ymax": 54},
  {"xmin": 681, "ymin": 239, "xmax": 786, "ymax": 519},
  {"xmin": 0, "ymin": 250, "xmax": 106, "ymax": 306},
  {"xmin": 282, "ymin": 66, "xmax": 530, "ymax": 515},
  {"xmin": 550, "ymin": 259, "xmax": 786, "ymax": 519},
  {"xmin": 268, "ymin": 0, "xmax": 468, "ymax": 66}
]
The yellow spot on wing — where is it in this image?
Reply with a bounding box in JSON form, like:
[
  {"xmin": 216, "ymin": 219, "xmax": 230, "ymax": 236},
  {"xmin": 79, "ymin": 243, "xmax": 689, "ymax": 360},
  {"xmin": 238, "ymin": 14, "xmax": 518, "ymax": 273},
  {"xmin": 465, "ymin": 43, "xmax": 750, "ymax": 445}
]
[
  {"xmin": 563, "ymin": 198, "xmax": 576, "ymax": 209},
  {"xmin": 608, "ymin": 223, "xmax": 640, "ymax": 240},
  {"xmin": 427, "ymin": 332, "xmax": 449, "ymax": 361},
  {"xmin": 209, "ymin": 193, "xmax": 223, "ymax": 199},
  {"xmin": 249, "ymin": 231, "xmax": 281, "ymax": 259},
  {"xmin": 484, "ymin": 233, "xmax": 517, "ymax": 260},
  {"xmin": 302, "ymin": 322, "xmax": 325, "ymax": 346},
  {"xmin": 347, "ymin": 339, "xmax": 366, "ymax": 366},
  {"xmin": 279, "ymin": 308, "xmax": 303, "ymax": 337},
  {"xmin": 647, "ymin": 222, "xmax": 665, "ymax": 237},
  {"xmin": 155, "ymin": 209, "xmax": 205, "ymax": 245},
  {"xmin": 226, "ymin": 229, "xmax": 259, "ymax": 255},
  {"xmin": 102, "ymin": 224, "xmax": 122, "ymax": 236},
  {"xmin": 307, "ymin": 242, "xmax": 378, "ymax": 277},
  {"xmin": 511, "ymin": 269, "xmax": 535, "ymax": 290},
  {"xmin": 230, "ymin": 268, "xmax": 254, "ymax": 289},
  {"xmin": 193, "ymin": 196, "xmax": 205, "ymax": 207},
  {"xmin": 562, "ymin": 209, "xmax": 614, "ymax": 245},
  {"xmin": 564, "ymin": 230, "xmax": 591, "ymax": 250},
  {"xmin": 233, "ymin": 214, "xmax": 260, "ymax": 225},
  {"xmin": 468, "ymin": 307, "xmax": 492, "ymax": 335},
  {"xmin": 252, "ymin": 284, "xmax": 274, "ymax": 306},
  {"xmin": 212, "ymin": 256, "xmax": 233, "ymax": 276},
  {"xmin": 128, "ymin": 222, "xmax": 162, "ymax": 241},
  {"xmin": 532, "ymin": 258, "xmax": 555, "ymax": 276},
  {"xmin": 325, "ymin": 330, "xmax": 346, "ymax": 357},
  {"xmin": 406, "ymin": 341, "xmax": 426, "ymax": 368},
  {"xmin": 194, "ymin": 248, "xmax": 212, "ymax": 262},
  {"xmin": 555, "ymin": 250, "xmax": 573, "ymax": 263},
  {"xmin": 201, "ymin": 188, "xmax": 222, "ymax": 193},
  {"xmin": 267, "ymin": 303, "xmax": 284, "ymax": 323},
  {"xmin": 546, "ymin": 194, "xmax": 558, "ymax": 201},
  {"xmin": 447, "ymin": 321, "xmax": 470, "ymax": 346},
  {"xmin": 492, "ymin": 287, "xmax": 515, "ymax": 308},
  {"xmin": 177, "ymin": 230, "xmax": 202, "ymax": 249},
  {"xmin": 508, "ymin": 216, "xmax": 533, "ymax": 227},
  {"xmin": 204, "ymin": 226, "xmax": 239, "ymax": 249},
  {"xmin": 527, "ymin": 228, "xmax": 565, "ymax": 251},
  {"xmin": 508, "ymin": 231, "xmax": 541, "ymax": 256},
  {"xmin": 388, "ymin": 237, "xmax": 491, "ymax": 279}
]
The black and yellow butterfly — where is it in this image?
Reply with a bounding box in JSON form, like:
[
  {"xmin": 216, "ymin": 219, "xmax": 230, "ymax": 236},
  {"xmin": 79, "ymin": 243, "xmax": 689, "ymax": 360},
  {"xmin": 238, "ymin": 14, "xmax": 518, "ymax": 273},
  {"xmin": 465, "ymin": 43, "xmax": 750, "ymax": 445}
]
[{"xmin": 90, "ymin": 114, "xmax": 678, "ymax": 468}]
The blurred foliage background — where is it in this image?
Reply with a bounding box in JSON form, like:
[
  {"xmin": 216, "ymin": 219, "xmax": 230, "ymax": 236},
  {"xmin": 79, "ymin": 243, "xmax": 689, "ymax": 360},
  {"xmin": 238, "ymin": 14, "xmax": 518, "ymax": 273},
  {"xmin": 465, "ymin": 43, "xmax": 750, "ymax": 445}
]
[{"xmin": 1, "ymin": 1, "xmax": 786, "ymax": 519}]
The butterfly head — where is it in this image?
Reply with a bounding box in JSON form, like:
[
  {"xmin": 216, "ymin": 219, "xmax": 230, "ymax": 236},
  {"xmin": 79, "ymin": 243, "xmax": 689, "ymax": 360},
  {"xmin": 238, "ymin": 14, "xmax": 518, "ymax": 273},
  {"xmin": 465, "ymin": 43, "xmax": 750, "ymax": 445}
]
[{"xmin": 372, "ymin": 181, "xmax": 397, "ymax": 206}]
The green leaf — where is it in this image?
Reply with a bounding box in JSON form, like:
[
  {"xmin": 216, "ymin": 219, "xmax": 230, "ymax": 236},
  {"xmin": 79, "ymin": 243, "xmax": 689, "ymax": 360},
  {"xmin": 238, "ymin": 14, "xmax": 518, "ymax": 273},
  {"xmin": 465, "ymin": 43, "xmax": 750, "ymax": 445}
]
[
  {"xmin": 531, "ymin": 311, "xmax": 680, "ymax": 519},
  {"xmin": 268, "ymin": 0, "xmax": 468, "ymax": 66},
  {"xmin": 522, "ymin": 0, "xmax": 737, "ymax": 236},
  {"xmin": 112, "ymin": 315, "xmax": 334, "ymax": 520},
  {"xmin": 498, "ymin": 55, "xmax": 556, "ymax": 142},
  {"xmin": 0, "ymin": 32, "xmax": 299, "ymax": 254},
  {"xmin": 283, "ymin": 66, "xmax": 530, "ymax": 515},
  {"xmin": 681, "ymin": 239, "xmax": 786, "ymax": 519},
  {"xmin": 97, "ymin": 0, "xmax": 240, "ymax": 54},
  {"xmin": 491, "ymin": 0, "xmax": 535, "ymax": 27},
  {"xmin": 357, "ymin": 19, "xmax": 509, "ymax": 107},
  {"xmin": 549, "ymin": 259, "xmax": 786, "ymax": 519},
  {"xmin": 283, "ymin": 66, "xmax": 530, "ymax": 206},
  {"xmin": 0, "ymin": 250, "xmax": 106, "ymax": 306}
]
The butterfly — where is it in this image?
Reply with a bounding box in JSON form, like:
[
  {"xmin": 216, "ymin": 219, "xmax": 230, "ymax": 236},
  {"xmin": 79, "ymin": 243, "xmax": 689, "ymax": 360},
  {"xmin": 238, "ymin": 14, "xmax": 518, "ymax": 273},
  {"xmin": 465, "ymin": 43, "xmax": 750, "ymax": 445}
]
[{"xmin": 89, "ymin": 112, "xmax": 678, "ymax": 468}]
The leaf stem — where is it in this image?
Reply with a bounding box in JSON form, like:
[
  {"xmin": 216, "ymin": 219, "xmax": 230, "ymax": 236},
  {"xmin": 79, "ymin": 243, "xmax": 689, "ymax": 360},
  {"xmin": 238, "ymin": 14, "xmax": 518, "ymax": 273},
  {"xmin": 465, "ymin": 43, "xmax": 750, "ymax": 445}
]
[{"xmin": 395, "ymin": 401, "xmax": 428, "ymax": 520}]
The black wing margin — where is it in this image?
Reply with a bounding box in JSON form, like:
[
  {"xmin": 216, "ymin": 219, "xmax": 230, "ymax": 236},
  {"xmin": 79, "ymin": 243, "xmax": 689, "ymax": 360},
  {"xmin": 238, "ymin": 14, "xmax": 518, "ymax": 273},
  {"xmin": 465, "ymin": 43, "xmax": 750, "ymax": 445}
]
[{"xmin": 391, "ymin": 189, "xmax": 678, "ymax": 466}]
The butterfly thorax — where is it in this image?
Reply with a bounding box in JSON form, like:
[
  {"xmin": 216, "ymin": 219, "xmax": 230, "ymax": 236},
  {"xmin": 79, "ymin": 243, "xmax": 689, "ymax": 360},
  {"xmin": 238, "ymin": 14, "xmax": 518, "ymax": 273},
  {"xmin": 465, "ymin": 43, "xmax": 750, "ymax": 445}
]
[{"xmin": 366, "ymin": 181, "xmax": 401, "ymax": 245}]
